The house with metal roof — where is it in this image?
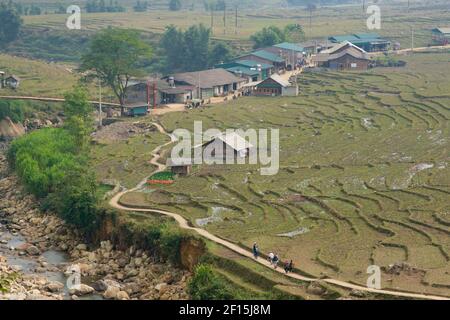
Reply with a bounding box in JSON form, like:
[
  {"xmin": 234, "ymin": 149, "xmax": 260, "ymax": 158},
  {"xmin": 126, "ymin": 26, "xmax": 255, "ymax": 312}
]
[
  {"xmin": 263, "ymin": 42, "xmax": 306, "ymax": 69},
  {"xmin": 298, "ymin": 40, "xmax": 335, "ymax": 54},
  {"xmin": 328, "ymin": 33, "xmax": 390, "ymax": 52},
  {"xmin": 201, "ymin": 132, "xmax": 255, "ymax": 161},
  {"xmin": 254, "ymin": 74, "xmax": 298, "ymax": 97},
  {"xmin": 312, "ymin": 42, "xmax": 371, "ymax": 70},
  {"xmin": 166, "ymin": 69, "xmax": 245, "ymax": 99},
  {"xmin": 237, "ymin": 50, "xmax": 286, "ymax": 71},
  {"xmin": 432, "ymin": 27, "xmax": 450, "ymax": 45},
  {"xmin": 215, "ymin": 60, "xmax": 274, "ymax": 82},
  {"xmin": 4, "ymin": 75, "xmax": 20, "ymax": 89}
]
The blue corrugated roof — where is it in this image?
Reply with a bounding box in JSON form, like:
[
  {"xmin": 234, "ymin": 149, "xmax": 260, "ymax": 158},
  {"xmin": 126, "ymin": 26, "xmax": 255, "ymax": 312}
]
[
  {"xmin": 329, "ymin": 33, "xmax": 388, "ymax": 44},
  {"xmin": 354, "ymin": 33, "xmax": 381, "ymax": 40},
  {"xmin": 225, "ymin": 66, "xmax": 260, "ymax": 76},
  {"xmin": 248, "ymin": 50, "xmax": 285, "ymax": 63},
  {"xmin": 234, "ymin": 60, "xmax": 273, "ymax": 69},
  {"xmin": 273, "ymin": 42, "xmax": 304, "ymax": 52},
  {"xmin": 329, "ymin": 35, "xmax": 360, "ymax": 42}
]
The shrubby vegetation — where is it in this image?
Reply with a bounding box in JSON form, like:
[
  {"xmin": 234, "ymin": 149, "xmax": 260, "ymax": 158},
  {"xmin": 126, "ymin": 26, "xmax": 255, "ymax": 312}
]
[
  {"xmin": 188, "ymin": 264, "xmax": 235, "ymax": 300},
  {"xmin": 0, "ymin": 2, "xmax": 22, "ymax": 45},
  {"xmin": 7, "ymin": 86, "xmax": 99, "ymax": 232},
  {"xmin": 0, "ymin": 100, "xmax": 26, "ymax": 123},
  {"xmin": 133, "ymin": 1, "xmax": 149, "ymax": 12},
  {"xmin": 158, "ymin": 24, "xmax": 232, "ymax": 73},
  {"xmin": 169, "ymin": 0, "xmax": 182, "ymax": 11},
  {"xmin": 2, "ymin": 28, "xmax": 91, "ymax": 62},
  {"xmin": 250, "ymin": 24, "xmax": 305, "ymax": 49},
  {"xmin": 374, "ymin": 55, "xmax": 407, "ymax": 67},
  {"xmin": 86, "ymin": 0, "xmax": 126, "ymax": 13}
]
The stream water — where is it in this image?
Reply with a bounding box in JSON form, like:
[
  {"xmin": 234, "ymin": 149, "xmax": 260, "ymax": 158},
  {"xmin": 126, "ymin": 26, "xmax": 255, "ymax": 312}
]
[{"xmin": 0, "ymin": 223, "xmax": 102, "ymax": 300}]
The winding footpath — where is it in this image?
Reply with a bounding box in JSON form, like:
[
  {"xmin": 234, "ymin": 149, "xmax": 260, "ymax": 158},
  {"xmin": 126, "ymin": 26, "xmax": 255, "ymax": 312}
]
[{"xmin": 109, "ymin": 122, "xmax": 449, "ymax": 301}]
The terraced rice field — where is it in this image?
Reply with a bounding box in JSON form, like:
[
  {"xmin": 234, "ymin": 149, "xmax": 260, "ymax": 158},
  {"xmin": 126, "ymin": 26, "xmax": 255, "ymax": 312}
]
[
  {"xmin": 22, "ymin": 3, "xmax": 450, "ymax": 48},
  {"xmin": 120, "ymin": 52, "xmax": 450, "ymax": 296}
]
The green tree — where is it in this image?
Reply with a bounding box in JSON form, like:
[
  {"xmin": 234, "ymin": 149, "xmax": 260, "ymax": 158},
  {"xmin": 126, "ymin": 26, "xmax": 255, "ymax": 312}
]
[
  {"xmin": 80, "ymin": 28, "xmax": 152, "ymax": 114},
  {"xmin": 159, "ymin": 24, "xmax": 211, "ymax": 72},
  {"xmin": 0, "ymin": 3, "xmax": 22, "ymax": 45},
  {"xmin": 250, "ymin": 26, "xmax": 286, "ymax": 49},
  {"xmin": 159, "ymin": 25, "xmax": 185, "ymax": 72},
  {"xmin": 169, "ymin": 0, "xmax": 181, "ymax": 11},
  {"xmin": 209, "ymin": 42, "xmax": 232, "ymax": 66},
  {"xmin": 63, "ymin": 86, "xmax": 93, "ymax": 151},
  {"xmin": 284, "ymin": 23, "xmax": 305, "ymax": 43},
  {"xmin": 183, "ymin": 24, "xmax": 211, "ymax": 71}
]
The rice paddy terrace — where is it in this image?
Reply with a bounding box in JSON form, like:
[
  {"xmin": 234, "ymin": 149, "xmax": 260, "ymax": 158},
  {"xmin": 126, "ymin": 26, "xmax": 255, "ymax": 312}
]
[{"xmin": 120, "ymin": 52, "xmax": 450, "ymax": 296}]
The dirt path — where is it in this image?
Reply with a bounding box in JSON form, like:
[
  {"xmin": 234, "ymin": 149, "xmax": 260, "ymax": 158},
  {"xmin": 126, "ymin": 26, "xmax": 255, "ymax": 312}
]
[
  {"xmin": 109, "ymin": 122, "xmax": 449, "ymax": 301},
  {"xmin": 0, "ymin": 95, "xmax": 120, "ymax": 107},
  {"xmin": 368, "ymin": 44, "xmax": 450, "ymax": 57}
]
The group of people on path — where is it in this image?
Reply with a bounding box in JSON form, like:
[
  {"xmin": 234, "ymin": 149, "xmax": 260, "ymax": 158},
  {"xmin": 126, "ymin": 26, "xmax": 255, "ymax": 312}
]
[{"xmin": 252, "ymin": 242, "xmax": 294, "ymax": 274}]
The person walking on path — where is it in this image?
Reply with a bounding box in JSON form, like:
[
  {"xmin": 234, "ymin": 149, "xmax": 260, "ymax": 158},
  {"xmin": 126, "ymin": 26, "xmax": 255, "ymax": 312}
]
[
  {"xmin": 272, "ymin": 254, "xmax": 279, "ymax": 269},
  {"xmin": 252, "ymin": 242, "xmax": 259, "ymax": 259},
  {"xmin": 284, "ymin": 260, "xmax": 294, "ymax": 274},
  {"xmin": 268, "ymin": 252, "xmax": 274, "ymax": 265}
]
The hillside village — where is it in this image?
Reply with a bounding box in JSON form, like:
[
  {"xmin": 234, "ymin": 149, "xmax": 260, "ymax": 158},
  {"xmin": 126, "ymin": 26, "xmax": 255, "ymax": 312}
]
[
  {"xmin": 0, "ymin": 0, "xmax": 450, "ymax": 304},
  {"xmin": 120, "ymin": 28, "xmax": 449, "ymax": 117}
]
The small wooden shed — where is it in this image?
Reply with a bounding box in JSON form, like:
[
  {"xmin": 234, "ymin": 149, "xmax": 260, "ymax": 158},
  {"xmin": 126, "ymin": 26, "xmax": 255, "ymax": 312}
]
[{"xmin": 166, "ymin": 158, "xmax": 192, "ymax": 176}]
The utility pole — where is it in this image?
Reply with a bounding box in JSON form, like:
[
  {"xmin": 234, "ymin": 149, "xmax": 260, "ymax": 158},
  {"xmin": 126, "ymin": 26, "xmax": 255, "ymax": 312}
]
[
  {"xmin": 411, "ymin": 26, "xmax": 414, "ymax": 53},
  {"xmin": 98, "ymin": 78, "xmax": 102, "ymax": 128},
  {"xmin": 362, "ymin": 0, "xmax": 365, "ymax": 13},
  {"xmin": 309, "ymin": 10, "xmax": 312, "ymax": 39},
  {"xmin": 235, "ymin": 6, "xmax": 238, "ymax": 35},
  {"xmin": 211, "ymin": 7, "xmax": 214, "ymax": 35},
  {"xmin": 223, "ymin": 3, "xmax": 226, "ymax": 35}
]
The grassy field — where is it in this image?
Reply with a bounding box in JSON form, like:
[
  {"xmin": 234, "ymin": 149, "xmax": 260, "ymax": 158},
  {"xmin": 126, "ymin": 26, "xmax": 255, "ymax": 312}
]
[
  {"xmin": 0, "ymin": 54, "xmax": 79, "ymax": 97},
  {"xmin": 21, "ymin": 2, "xmax": 450, "ymax": 48},
  {"xmin": 0, "ymin": 54, "xmax": 117, "ymax": 100},
  {"xmin": 90, "ymin": 122, "xmax": 169, "ymax": 189},
  {"xmin": 116, "ymin": 51, "xmax": 450, "ymax": 296}
]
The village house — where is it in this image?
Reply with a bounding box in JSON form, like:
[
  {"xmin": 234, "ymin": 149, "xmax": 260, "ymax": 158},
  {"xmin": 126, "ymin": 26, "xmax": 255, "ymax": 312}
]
[
  {"xmin": 201, "ymin": 132, "xmax": 254, "ymax": 161},
  {"xmin": 312, "ymin": 42, "xmax": 371, "ymax": 70},
  {"xmin": 0, "ymin": 71, "xmax": 5, "ymax": 88},
  {"xmin": 215, "ymin": 60, "xmax": 274, "ymax": 82},
  {"xmin": 236, "ymin": 50, "xmax": 286, "ymax": 71},
  {"xmin": 432, "ymin": 27, "xmax": 450, "ymax": 45},
  {"xmin": 1, "ymin": 74, "xmax": 20, "ymax": 89},
  {"xmin": 124, "ymin": 78, "xmax": 195, "ymax": 107},
  {"xmin": 165, "ymin": 69, "xmax": 245, "ymax": 100},
  {"xmin": 328, "ymin": 33, "xmax": 390, "ymax": 52},
  {"xmin": 263, "ymin": 42, "xmax": 306, "ymax": 70},
  {"xmin": 298, "ymin": 40, "xmax": 335, "ymax": 54},
  {"xmin": 254, "ymin": 74, "xmax": 299, "ymax": 97},
  {"xmin": 166, "ymin": 158, "xmax": 192, "ymax": 176}
]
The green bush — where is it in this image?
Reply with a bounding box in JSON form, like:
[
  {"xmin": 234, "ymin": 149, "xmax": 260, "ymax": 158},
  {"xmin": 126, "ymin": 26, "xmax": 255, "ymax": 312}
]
[
  {"xmin": 0, "ymin": 100, "xmax": 26, "ymax": 123},
  {"xmin": 188, "ymin": 264, "xmax": 235, "ymax": 300},
  {"xmin": 7, "ymin": 86, "xmax": 101, "ymax": 232},
  {"xmin": 8, "ymin": 128, "xmax": 79, "ymax": 195},
  {"xmin": 159, "ymin": 226, "xmax": 184, "ymax": 264},
  {"xmin": 150, "ymin": 171, "xmax": 174, "ymax": 181}
]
